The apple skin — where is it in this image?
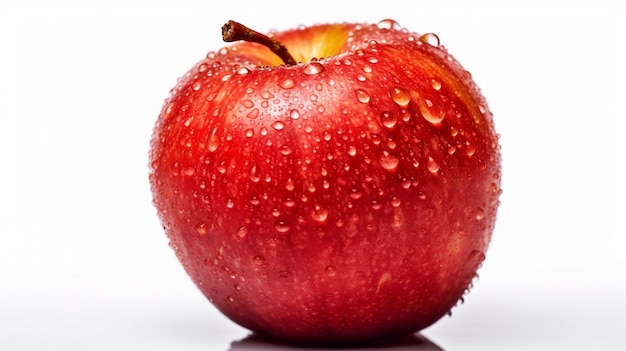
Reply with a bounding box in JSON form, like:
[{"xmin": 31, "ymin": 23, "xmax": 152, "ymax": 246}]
[{"xmin": 149, "ymin": 20, "xmax": 501, "ymax": 345}]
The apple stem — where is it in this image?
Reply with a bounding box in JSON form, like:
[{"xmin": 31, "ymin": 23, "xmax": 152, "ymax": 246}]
[{"xmin": 222, "ymin": 20, "xmax": 297, "ymax": 66}]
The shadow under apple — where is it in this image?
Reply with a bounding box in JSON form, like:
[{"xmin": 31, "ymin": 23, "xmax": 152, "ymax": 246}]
[{"xmin": 227, "ymin": 332, "xmax": 444, "ymax": 350}]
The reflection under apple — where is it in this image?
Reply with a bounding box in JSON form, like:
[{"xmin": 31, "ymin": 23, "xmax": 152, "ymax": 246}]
[{"xmin": 228, "ymin": 332, "xmax": 444, "ymax": 350}]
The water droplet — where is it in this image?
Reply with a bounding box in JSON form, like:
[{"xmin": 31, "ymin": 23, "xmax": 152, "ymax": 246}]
[
  {"xmin": 261, "ymin": 91, "xmax": 274, "ymax": 99},
  {"xmin": 323, "ymin": 131, "xmax": 332, "ymax": 141},
  {"xmin": 303, "ymin": 62, "xmax": 325, "ymax": 75},
  {"xmin": 430, "ymin": 78, "xmax": 442, "ymax": 91},
  {"xmin": 253, "ymin": 255, "xmax": 265, "ymax": 266},
  {"xmin": 208, "ymin": 127, "xmax": 220, "ymax": 152},
  {"xmin": 349, "ymin": 189, "xmax": 363, "ymax": 200},
  {"xmin": 325, "ymin": 265, "xmax": 337, "ymax": 277},
  {"xmin": 379, "ymin": 151, "xmax": 400, "ymax": 171},
  {"xmin": 419, "ymin": 33, "xmax": 440, "ymax": 47},
  {"xmin": 467, "ymin": 249, "xmax": 486, "ymax": 264},
  {"xmin": 419, "ymin": 96, "xmax": 445, "ymax": 125},
  {"xmin": 237, "ymin": 226, "xmax": 248, "ymax": 238},
  {"xmin": 391, "ymin": 197, "xmax": 402, "ymax": 207},
  {"xmin": 226, "ymin": 198, "xmax": 234, "ymax": 208},
  {"xmin": 362, "ymin": 65, "xmax": 373, "ymax": 73},
  {"xmin": 271, "ymin": 207, "xmax": 281, "ymax": 217},
  {"xmin": 347, "ymin": 145, "xmax": 357, "ymax": 156},
  {"xmin": 197, "ymin": 63, "xmax": 208, "ymax": 72},
  {"xmin": 241, "ymin": 99, "xmax": 254, "ymax": 108},
  {"xmin": 249, "ymin": 163, "xmax": 261, "ymax": 182},
  {"xmin": 245, "ymin": 108, "xmax": 259, "ymax": 119},
  {"xmin": 192, "ymin": 81, "xmax": 202, "ymax": 91},
  {"xmin": 377, "ymin": 19, "xmax": 401, "ymax": 30},
  {"xmin": 427, "ymin": 156, "xmax": 440, "ymax": 174},
  {"xmin": 280, "ymin": 145, "xmax": 293, "ymax": 155},
  {"xmin": 466, "ymin": 143, "xmax": 476, "ymax": 157},
  {"xmin": 285, "ymin": 177, "xmax": 295, "ymax": 191},
  {"xmin": 392, "ymin": 213, "xmax": 404, "ymax": 228},
  {"xmin": 367, "ymin": 56, "xmax": 379, "ymax": 64},
  {"xmin": 371, "ymin": 200, "xmax": 383, "ymax": 210},
  {"xmin": 355, "ymin": 89, "xmax": 371, "ymax": 103},
  {"xmin": 311, "ymin": 204, "xmax": 329, "ymax": 223},
  {"xmin": 289, "ymin": 109, "xmax": 300, "ymax": 120},
  {"xmin": 271, "ymin": 121, "xmax": 285, "ymax": 131},
  {"xmin": 227, "ymin": 296, "xmax": 235, "ymax": 303},
  {"xmin": 274, "ymin": 219, "xmax": 291, "ymax": 233},
  {"xmin": 236, "ymin": 67, "xmax": 249, "ymax": 75},
  {"xmin": 279, "ymin": 79, "xmax": 295, "ymax": 89},
  {"xmin": 163, "ymin": 103, "xmax": 175, "ymax": 119},
  {"xmin": 195, "ymin": 222, "xmax": 207, "ymax": 235},
  {"xmin": 475, "ymin": 208, "xmax": 485, "ymax": 220},
  {"xmin": 245, "ymin": 129, "xmax": 254, "ymax": 138},
  {"xmin": 390, "ymin": 86, "xmax": 411, "ymax": 106},
  {"xmin": 380, "ymin": 111, "xmax": 397, "ymax": 128},
  {"xmin": 283, "ymin": 197, "xmax": 296, "ymax": 208}
]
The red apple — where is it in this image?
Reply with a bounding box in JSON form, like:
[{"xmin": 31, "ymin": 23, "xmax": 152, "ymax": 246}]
[{"xmin": 149, "ymin": 19, "xmax": 501, "ymax": 345}]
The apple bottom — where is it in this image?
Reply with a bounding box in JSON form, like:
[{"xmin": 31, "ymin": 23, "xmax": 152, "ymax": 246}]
[{"xmin": 174, "ymin": 220, "xmax": 485, "ymax": 345}]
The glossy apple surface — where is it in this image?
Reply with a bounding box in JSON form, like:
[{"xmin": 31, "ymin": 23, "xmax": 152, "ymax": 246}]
[{"xmin": 149, "ymin": 19, "xmax": 501, "ymax": 345}]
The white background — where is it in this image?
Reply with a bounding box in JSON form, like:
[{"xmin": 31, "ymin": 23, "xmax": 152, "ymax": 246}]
[{"xmin": 1, "ymin": 1, "xmax": 624, "ymax": 350}]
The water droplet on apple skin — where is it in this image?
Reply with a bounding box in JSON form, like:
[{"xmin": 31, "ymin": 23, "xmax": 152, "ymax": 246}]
[
  {"xmin": 249, "ymin": 163, "xmax": 261, "ymax": 183},
  {"xmin": 279, "ymin": 79, "xmax": 295, "ymax": 89},
  {"xmin": 207, "ymin": 127, "xmax": 220, "ymax": 152},
  {"xmin": 419, "ymin": 32, "xmax": 440, "ymax": 47},
  {"xmin": 274, "ymin": 219, "xmax": 291, "ymax": 233},
  {"xmin": 475, "ymin": 208, "xmax": 485, "ymax": 220},
  {"xmin": 195, "ymin": 222, "xmax": 207, "ymax": 235},
  {"xmin": 380, "ymin": 111, "xmax": 397, "ymax": 129},
  {"xmin": 325, "ymin": 265, "xmax": 337, "ymax": 277},
  {"xmin": 427, "ymin": 156, "xmax": 440, "ymax": 174},
  {"xmin": 270, "ymin": 121, "xmax": 285, "ymax": 131},
  {"xmin": 241, "ymin": 99, "xmax": 254, "ymax": 108},
  {"xmin": 376, "ymin": 19, "xmax": 401, "ymax": 30},
  {"xmin": 355, "ymin": 89, "xmax": 371, "ymax": 104},
  {"xmin": 253, "ymin": 255, "xmax": 265, "ymax": 266},
  {"xmin": 303, "ymin": 61, "xmax": 325, "ymax": 75},
  {"xmin": 289, "ymin": 109, "xmax": 300, "ymax": 120},
  {"xmin": 390, "ymin": 86, "xmax": 411, "ymax": 106},
  {"xmin": 418, "ymin": 96, "xmax": 446, "ymax": 125},
  {"xmin": 236, "ymin": 226, "xmax": 248, "ymax": 238},
  {"xmin": 379, "ymin": 152, "xmax": 400, "ymax": 172},
  {"xmin": 311, "ymin": 204, "xmax": 329, "ymax": 222},
  {"xmin": 430, "ymin": 78, "xmax": 442, "ymax": 91}
]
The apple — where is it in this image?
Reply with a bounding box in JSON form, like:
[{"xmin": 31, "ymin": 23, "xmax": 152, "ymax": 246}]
[{"xmin": 149, "ymin": 19, "xmax": 501, "ymax": 345}]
